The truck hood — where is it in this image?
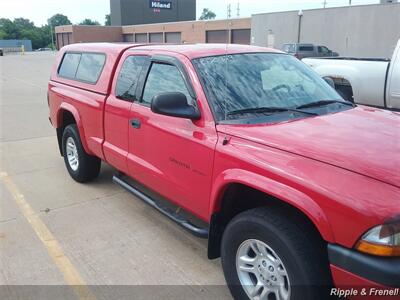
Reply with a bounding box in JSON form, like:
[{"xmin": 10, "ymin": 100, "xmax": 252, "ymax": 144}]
[{"xmin": 217, "ymin": 106, "xmax": 400, "ymax": 188}]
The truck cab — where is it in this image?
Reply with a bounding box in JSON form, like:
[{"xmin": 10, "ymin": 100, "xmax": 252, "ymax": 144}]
[{"xmin": 282, "ymin": 43, "xmax": 339, "ymax": 59}]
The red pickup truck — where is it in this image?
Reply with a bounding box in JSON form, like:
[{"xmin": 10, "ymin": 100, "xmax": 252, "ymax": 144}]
[{"xmin": 48, "ymin": 43, "xmax": 400, "ymax": 299}]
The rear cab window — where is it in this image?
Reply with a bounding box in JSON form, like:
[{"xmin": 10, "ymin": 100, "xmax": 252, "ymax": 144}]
[
  {"xmin": 115, "ymin": 55, "xmax": 149, "ymax": 101},
  {"xmin": 58, "ymin": 52, "xmax": 106, "ymax": 84},
  {"xmin": 298, "ymin": 45, "xmax": 314, "ymax": 52}
]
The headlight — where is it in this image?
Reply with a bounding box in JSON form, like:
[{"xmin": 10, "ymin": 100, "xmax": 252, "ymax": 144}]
[{"xmin": 355, "ymin": 221, "xmax": 400, "ymax": 257}]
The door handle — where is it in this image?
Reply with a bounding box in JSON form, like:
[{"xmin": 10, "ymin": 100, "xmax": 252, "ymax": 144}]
[{"xmin": 130, "ymin": 119, "xmax": 141, "ymax": 129}]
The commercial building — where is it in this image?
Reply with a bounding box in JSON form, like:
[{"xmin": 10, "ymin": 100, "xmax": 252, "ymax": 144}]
[
  {"xmin": 110, "ymin": 0, "xmax": 196, "ymax": 26},
  {"xmin": 55, "ymin": 25, "xmax": 123, "ymax": 49},
  {"xmin": 55, "ymin": 18, "xmax": 251, "ymax": 49},
  {"xmin": 122, "ymin": 18, "xmax": 251, "ymax": 44},
  {"xmin": 251, "ymin": 2, "xmax": 400, "ymax": 58}
]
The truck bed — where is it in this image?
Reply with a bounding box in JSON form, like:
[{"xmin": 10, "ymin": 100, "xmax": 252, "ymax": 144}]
[{"xmin": 303, "ymin": 57, "xmax": 390, "ymax": 108}]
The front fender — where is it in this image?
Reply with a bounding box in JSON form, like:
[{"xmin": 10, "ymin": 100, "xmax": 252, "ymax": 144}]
[{"xmin": 210, "ymin": 168, "xmax": 335, "ymax": 243}]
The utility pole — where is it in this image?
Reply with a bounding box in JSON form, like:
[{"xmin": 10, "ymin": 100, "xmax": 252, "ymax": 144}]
[
  {"xmin": 297, "ymin": 10, "xmax": 303, "ymax": 43},
  {"xmin": 237, "ymin": 2, "xmax": 240, "ymax": 18},
  {"xmin": 227, "ymin": 4, "xmax": 231, "ymax": 19},
  {"xmin": 50, "ymin": 24, "xmax": 55, "ymax": 50}
]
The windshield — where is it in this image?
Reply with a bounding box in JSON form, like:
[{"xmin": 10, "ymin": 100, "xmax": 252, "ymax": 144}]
[{"xmin": 192, "ymin": 53, "xmax": 344, "ymax": 122}]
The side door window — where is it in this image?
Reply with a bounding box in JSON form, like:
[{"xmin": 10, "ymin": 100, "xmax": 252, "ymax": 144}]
[
  {"xmin": 141, "ymin": 63, "xmax": 193, "ymax": 106},
  {"xmin": 318, "ymin": 46, "xmax": 330, "ymax": 56},
  {"xmin": 116, "ymin": 55, "xmax": 149, "ymax": 101}
]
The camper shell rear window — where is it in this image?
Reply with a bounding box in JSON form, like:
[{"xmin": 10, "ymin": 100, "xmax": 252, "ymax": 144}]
[{"xmin": 58, "ymin": 52, "xmax": 106, "ymax": 84}]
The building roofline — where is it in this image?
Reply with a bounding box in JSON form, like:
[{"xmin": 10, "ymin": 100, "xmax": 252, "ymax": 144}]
[
  {"xmin": 251, "ymin": 2, "xmax": 400, "ymax": 17},
  {"xmin": 121, "ymin": 17, "xmax": 251, "ymax": 29}
]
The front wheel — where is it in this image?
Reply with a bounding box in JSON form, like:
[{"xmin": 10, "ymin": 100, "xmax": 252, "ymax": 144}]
[
  {"xmin": 221, "ymin": 207, "xmax": 332, "ymax": 300},
  {"xmin": 62, "ymin": 124, "xmax": 101, "ymax": 183}
]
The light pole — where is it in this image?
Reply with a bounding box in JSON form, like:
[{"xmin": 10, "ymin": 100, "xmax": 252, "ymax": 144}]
[
  {"xmin": 49, "ymin": 24, "xmax": 55, "ymax": 50},
  {"xmin": 297, "ymin": 10, "xmax": 303, "ymax": 43}
]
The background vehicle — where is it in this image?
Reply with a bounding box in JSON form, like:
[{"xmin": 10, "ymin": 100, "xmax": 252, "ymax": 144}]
[
  {"xmin": 0, "ymin": 48, "xmax": 3, "ymax": 56},
  {"xmin": 35, "ymin": 47, "xmax": 52, "ymax": 52},
  {"xmin": 48, "ymin": 43, "xmax": 400, "ymax": 300},
  {"xmin": 303, "ymin": 39, "xmax": 400, "ymax": 110},
  {"xmin": 282, "ymin": 43, "xmax": 339, "ymax": 59}
]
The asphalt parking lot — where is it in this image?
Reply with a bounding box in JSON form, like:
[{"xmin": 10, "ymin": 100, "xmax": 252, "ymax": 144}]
[{"xmin": 0, "ymin": 53, "xmax": 231, "ymax": 299}]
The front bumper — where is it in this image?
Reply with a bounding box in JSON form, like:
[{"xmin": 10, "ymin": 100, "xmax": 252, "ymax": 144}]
[{"xmin": 328, "ymin": 244, "xmax": 400, "ymax": 287}]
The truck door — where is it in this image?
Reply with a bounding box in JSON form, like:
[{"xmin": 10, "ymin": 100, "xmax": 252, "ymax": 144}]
[
  {"xmin": 126, "ymin": 55, "xmax": 217, "ymax": 220},
  {"xmin": 103, "ymin": 54, "xmax": 149, "ymax": 173}
]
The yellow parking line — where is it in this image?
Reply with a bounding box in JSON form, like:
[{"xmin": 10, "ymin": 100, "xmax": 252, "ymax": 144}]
[{"xmin": 0, "ymin": 171, "xmax": 96, "ymax": 300}]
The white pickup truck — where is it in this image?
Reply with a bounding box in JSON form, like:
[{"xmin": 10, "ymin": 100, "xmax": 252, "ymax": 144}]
[{"xmin": 303, "ymin": 39, "xmax": 400, "ymax": 111}]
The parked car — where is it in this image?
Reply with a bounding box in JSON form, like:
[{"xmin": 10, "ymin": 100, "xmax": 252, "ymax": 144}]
[
  {"xmin": 48, "ymin": 43, "xmax": 400, "ymax": 300},
  {"xmin": 0, "ymin": 48, "xmax": 3, "ymax": 56},
  {"xmin": 303, "ymin": 39, "xmax": 400, "ymax": 110},
  {"xmin": 35, "ymin": 47, "xmax": 52, "ymax": 52},
  {"xmin": 282, "ymin": 43, "xmax": 339, "ymax": 59}
]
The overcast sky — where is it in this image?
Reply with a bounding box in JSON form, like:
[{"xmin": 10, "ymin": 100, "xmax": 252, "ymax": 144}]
[{"xmin": 0, "ymin": 0, "xmax": 379, "ymax": 26}]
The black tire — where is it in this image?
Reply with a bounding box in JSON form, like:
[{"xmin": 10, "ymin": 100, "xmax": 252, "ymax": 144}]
[
  {"xmin": 221, "ymin": 207, "xmax": 332, "ymax": 300},
  {"xmin": 62, "ymin": 124, "xmax": 101, "ymax": 183},
  {"xmin": 336, "ymin": 86, "xmax": 354, "ymax": 103}
]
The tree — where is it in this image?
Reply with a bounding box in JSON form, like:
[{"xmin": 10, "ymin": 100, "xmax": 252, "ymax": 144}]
[
  {"xmin": 0, "ymin": 18, "xmax": 19, "ymax": 39},
  {"xmin": 48, "ymin": 14, "xmax": 71, "ymax": 28},
  {"xmin": 13, "ymin": 18, "xmax": 35, "ymax": 31},
  {"xmin": 79, "ymin": 19, "xmax": 100, "ymax": 26},
  {"xmin": 0, "ymin": 29, "xmax": 7, "ymax": 39},
  {"xmin": 20, "ymin": 28, "xmax": 42, "ymax": 49},
  {"xmin": 199, "ymin": 8, "xmax": 216, "ymax": 20},
  {"xmin": 0, "ymin": 17, "xmax": 53, "ymax": 49},
  {"xmin": 105, "ymin": 14, "xmax": 111, "ymax": 26}
]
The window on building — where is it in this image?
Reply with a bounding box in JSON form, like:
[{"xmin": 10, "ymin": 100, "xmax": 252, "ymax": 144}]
[
  {"xmin": 206, "ymin": 30, "xmax": 229, "ymax": 43},
  {"xmin": 231, "ymin": 29, "xmax": 251, "ymax": 45},
  {"xmin": 123, "ymin": 34, "xmax": 134, "ymax": 42},
  {"xmin": 135, "ymin": 33, "xmax": 147, "ymax": 43},
  {"xmin": 142, "ymin": 63, "xmax": 191, "ymax": 105},
  {"xmin": 149, "ymin": 33, "xmax": 163, "ymax": 43},
  {"xmin": 116, "ymin": 55, "xmax": 148, "ymax": 101},
  {"xmin": 165, "ymin": 32, "xmax": 181, "ymax": 44}
]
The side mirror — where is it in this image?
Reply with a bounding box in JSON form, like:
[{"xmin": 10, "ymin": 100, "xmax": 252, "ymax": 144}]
[
  {"xmin": 323, "ymin": 77, "xmax": 335, "ymax": 89},
  {"xmin": 151, "ymin": 92, "xmax": 200, "ymax": 120}
]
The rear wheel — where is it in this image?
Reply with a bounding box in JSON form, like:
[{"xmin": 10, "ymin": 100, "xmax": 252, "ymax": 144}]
[
  {"xmin": 221, "ymin": 207, "xmax": 332, "ymax": 300},
  {"xmin": 62, "ymin": 124, "xmax": 101, "ymax": 183}
]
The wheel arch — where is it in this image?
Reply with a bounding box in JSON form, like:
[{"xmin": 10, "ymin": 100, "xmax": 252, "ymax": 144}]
[
  {"xmin": 312, "ymin": 65, "xmax": 362, "ymax": 103},
  {"xmin": 207, "ymin": 169, "xmax": 334, "ymax": 259},
  {"xmin": 56, "ymin": 104, "xmax": 90, "ymax": 156}
]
